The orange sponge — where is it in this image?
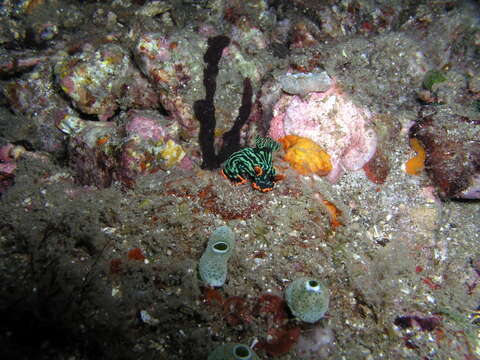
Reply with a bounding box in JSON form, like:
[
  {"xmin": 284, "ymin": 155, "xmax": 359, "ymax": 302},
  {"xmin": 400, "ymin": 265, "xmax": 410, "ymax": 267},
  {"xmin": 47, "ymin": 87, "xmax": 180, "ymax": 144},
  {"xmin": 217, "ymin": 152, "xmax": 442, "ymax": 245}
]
[
  {"xmin": 323, "ymin": 199, "xmax": 343, "ymax": 228},
  {"xmin": 279, "ymin": 135, "xmax": 332, "ymax": 175},
  {"xmin": 405, "ymin": 138, "xmax": 426, "ymax": 175}
]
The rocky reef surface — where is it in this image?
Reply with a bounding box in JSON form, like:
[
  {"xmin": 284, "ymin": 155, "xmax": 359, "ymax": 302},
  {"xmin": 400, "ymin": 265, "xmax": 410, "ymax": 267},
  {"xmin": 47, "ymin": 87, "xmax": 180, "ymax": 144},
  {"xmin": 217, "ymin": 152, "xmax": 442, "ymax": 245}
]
[{"xmin": 0, "ymin": 0, "xmax": 479, "ymax": 359}]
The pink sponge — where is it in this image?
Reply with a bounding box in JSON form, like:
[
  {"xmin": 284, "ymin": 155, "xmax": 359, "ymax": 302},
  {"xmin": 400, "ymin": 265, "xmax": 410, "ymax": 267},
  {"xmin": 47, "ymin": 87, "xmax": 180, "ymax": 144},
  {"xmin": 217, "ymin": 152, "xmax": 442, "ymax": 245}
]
[{"xmin": 269, "ymin": 83, "xmax": 377, "ymax": 182}]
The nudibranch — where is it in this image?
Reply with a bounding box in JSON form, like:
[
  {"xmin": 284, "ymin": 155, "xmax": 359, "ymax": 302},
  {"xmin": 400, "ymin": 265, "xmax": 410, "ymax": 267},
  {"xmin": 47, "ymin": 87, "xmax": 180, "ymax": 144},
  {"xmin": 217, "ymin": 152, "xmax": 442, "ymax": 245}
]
[{"xmin": 221, "ymin": 137, "xmax": 282, "ymax": 192}]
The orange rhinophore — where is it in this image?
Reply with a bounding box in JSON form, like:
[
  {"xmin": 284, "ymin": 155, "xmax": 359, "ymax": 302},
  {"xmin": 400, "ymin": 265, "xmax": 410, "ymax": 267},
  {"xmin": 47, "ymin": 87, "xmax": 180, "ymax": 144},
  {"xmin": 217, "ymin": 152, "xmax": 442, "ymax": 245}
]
[
  {"xmin": 279, "ymin": 135, "xmax": 332, "ymax": 176},
  {"xmin": 405, "ymin": 138, "xmax": 426, "ymax": 175}
]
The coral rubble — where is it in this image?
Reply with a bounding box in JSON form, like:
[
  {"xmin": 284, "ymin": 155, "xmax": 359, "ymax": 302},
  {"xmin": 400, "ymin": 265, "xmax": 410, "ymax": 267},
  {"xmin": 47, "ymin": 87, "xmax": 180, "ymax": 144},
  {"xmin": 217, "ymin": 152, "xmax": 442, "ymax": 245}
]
[
  {"xmin": 0, "ymin": 1, "xmax": 479, "ymax": 360},
  {"xmin": 411, "ymin": 108, "xmax": 480, "ymax": 199}
]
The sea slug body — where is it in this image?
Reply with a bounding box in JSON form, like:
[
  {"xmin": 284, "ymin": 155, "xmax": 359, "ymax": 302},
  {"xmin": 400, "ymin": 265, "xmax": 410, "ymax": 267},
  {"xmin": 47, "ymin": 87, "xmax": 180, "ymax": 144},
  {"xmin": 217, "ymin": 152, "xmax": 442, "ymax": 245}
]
[{"xmin": 221, "ymin": 137, "xmax": 281, "ymax": 192}]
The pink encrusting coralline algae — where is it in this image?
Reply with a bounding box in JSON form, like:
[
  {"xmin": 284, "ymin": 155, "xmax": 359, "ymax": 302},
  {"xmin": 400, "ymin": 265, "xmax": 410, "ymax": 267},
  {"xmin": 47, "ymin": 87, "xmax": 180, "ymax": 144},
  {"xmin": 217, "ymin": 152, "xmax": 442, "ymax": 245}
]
[
  {"xmin": 0, "ymin": 143, "xmax": 28, "ymax": 194},
  {"xmin": 125, "ymin": 113, "xmax": 167, "ymax": 142},
  {"xmin": 269, "ymin": 82, "xmax": 377, "ymax": 182}
]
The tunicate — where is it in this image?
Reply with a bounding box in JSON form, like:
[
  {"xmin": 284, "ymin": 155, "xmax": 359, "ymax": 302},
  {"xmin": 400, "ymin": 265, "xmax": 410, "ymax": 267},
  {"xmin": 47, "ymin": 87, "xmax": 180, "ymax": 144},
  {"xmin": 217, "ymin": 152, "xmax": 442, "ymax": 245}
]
[
  {"xmin": 198, "ymin": 226, "xmax": 235, "ymax": 287},
  {"xmin": 278, "ymin": 72, "xmax": 332, "ymax": 96},
  {"xmin": 285, "ymin": 277, "xmax": 329, "ymax": 323},
  {"xmin": 208, "ymin": 343, "xmax": 260, "ymax": 360}
]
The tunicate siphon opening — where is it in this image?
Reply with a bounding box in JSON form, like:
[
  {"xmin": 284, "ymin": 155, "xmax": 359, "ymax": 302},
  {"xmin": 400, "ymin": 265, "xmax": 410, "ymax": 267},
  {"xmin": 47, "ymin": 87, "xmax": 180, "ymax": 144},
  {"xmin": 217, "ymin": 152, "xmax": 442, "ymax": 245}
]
[
  {"xmin": 233, "ymin": 344, "xmax": 252, "ymax": 360},
  {"xmin": 212, "ymin": 241, "xmax": 229, "ymax": 253},
  {"xmin": 306, "ymin": 279, "xmax": 321, "ymax": 292}
]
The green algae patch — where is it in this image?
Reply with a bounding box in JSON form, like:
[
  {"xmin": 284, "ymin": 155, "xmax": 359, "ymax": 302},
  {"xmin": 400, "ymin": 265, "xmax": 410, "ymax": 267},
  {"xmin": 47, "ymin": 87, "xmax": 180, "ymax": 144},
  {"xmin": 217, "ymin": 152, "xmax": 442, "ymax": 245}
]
[{"xmin": 423, "ymin": 70, "xmax": 447, "ymax": 91}]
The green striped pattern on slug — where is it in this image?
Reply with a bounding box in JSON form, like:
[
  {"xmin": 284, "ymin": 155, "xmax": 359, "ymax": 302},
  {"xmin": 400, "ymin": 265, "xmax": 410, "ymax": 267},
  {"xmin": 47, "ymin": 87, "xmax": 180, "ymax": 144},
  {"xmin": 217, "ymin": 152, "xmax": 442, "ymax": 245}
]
[{"xmin": 222, "ymin": 137, "xmax": 280, "ymax": 192}]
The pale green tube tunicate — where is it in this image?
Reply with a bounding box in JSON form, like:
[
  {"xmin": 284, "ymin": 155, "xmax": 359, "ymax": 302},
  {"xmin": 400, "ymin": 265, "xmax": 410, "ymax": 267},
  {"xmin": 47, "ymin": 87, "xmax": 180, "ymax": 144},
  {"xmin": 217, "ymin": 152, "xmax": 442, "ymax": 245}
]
[
  {"xmin": 199, "ymin": 226, "xmax": 235, "ymax": 287},
  {"xmin": 285, "ymin": 277, "xmax": 329, "ymax": 323},
  {"xmin": 208, "ymin": 343, "xmax": 260, "ymax": 360}
]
